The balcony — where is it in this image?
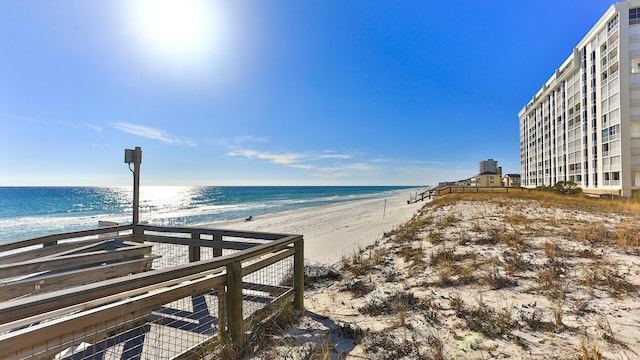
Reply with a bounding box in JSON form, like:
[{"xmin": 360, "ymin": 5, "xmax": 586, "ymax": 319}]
[{"xmin": 602, "ymin": 180, "xmax": 621, "ymax": 187}]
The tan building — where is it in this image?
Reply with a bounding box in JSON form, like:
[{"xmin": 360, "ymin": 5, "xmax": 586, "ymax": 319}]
[
  {"xmin": 472, "ymin": 171, "xmax": 502, "ymax": 187},
  {"xmin": 471, "ymin": 159, "xmax": 503, "ymax": 187}
]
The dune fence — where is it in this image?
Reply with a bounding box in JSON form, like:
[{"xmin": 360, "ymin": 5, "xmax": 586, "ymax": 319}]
[
  {"xmin": 435, "ymin": 186, "xmax": 524, "ymax": 195},
  {"xmin": 0, "ymin": 224, "xmax": 304, "ymax": 359}
]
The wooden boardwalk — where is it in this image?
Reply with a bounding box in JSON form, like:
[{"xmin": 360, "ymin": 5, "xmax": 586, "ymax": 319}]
[
  {"xmin": 0, "ymin": 224, "xmax": 304, "ymax": 359},
  {"xmin": 407, "ymin": 188, "xmax": 436, "ymax": 203}
]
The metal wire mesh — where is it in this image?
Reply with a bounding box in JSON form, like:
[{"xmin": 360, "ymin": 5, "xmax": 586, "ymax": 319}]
[
  {"xmin": 15, "ymin": 289, "xmax": 221, "ymax": 360},
  {"xmin": 242, "ymin": 253, "xmax": 294, "ymax": 319},
  {"xmin": 146, "ymin": 232, "xmax": 273, "ymax": 270}
]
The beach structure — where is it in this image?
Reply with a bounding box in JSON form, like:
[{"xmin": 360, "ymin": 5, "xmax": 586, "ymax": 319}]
[
  {"xmin": 519, "ymin": 0, "xmax": 640, "ymax": 197},
  {"xmin": 0, "ymin": 225, "xmax": 304, "ymax": 359},
  {"xmin": 0, "ymin": 147, "xmax": 305, "ymax": 359},
  {"xmin": 502, "ymin": 173, "xmax": 521, "ymax": 188},
  {"xmin": 470, "ymin": 159, "xmax": 503, "ymax": 187}
]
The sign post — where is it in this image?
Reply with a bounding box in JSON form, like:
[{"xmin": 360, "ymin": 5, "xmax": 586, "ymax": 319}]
[{"xmin": 125, "ymin": 147, "xmax": 142, "ymax": 227}]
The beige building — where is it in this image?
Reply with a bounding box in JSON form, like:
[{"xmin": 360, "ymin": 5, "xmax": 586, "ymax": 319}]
[
  {"xmin": 502, "ymin": 174, "xmax": 521, "ymax": 188},
  {"xmin": 471, "ymin": 159, "xmax": 503, "ymax": 187},
  {"xmin": 519, "ymin": 0, "xmax": 640, "ymax": 197},
  {"xmin": 472, "ymin": 172, "xmax": 502, "ymax": 187}
]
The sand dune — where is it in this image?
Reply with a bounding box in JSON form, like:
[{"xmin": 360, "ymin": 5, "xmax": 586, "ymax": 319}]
[{"xmin": 241, "ymin": 192, "xmax": 640, "ymax": 359}]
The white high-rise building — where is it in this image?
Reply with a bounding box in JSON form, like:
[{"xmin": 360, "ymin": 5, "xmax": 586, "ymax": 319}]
[{"xmin": 519, "ymin": 0, "xmax": 640, "ymax": 197}]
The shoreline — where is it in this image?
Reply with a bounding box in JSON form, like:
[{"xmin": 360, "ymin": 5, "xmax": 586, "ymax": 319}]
[
  {"xmin": 202, "ymin": 189, "xmax": 427, "ymax": 265},
  {"xmin": 0, "ymin": 186, "xmax": 424, "ymax": 245}
]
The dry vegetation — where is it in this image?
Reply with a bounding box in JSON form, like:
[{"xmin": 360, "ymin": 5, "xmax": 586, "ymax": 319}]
[{"xmin": 245, "ymin": 191, "xmax": 640, "ymax": 359}]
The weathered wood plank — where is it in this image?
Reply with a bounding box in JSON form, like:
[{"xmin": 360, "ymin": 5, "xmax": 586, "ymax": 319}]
[
  {"xmin": 0, "ymin": 225, "xmax": 133, "ymax": 253},
  {"xmin": 140, "ymin": 234, "xmax": 263, "ymax": 250},
  {"xmin": 0, "ymin": 239, "xmax": 105, "ymax": 265},
  {"xmin": 213, "ymin": 234, "xmax": 223, "ymax": 257},
  {"xmin": 242, "ymin": 282, "xmax": 289, "ymax": 296},
  {"xmin": 38, "ymin": 238, "xmax": 135, "ymax": 259},
  {"xmin": 0, "ymin": 268, "xmax": 224, "ymax": 334},
  {"xmin": 241, "ymin": 248, "xmax": 294, "ymax": 277},
  {"xmin": 189, "ymin": 232, "xmax": 201, "ymax": 262},
  {"xmin": 0, "ymin": 244, "xmax": 151, "ymax": 279},
  {"xmin": 294, "ymin": 239, "xmax": 304, "ymax": 310},
  {"xmin": 243, "ymin": 289, "xmax": 294, "ymax": 331},
  {"xmin": 0, "ymin": 256, "xmax": 159, "ymax": 301},
  {"xmin": 226, "ymin": 261, "xmax": 243, "ymax": 347},
  {"xmin": 136, "ymin": 224, "xmax": 290, "ymax": 241}
]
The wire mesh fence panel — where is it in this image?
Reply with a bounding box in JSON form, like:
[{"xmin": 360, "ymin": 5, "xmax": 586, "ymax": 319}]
[
  {"xmin": 148, "ymin": 241, "xmax": 189, "ymax": 269},
  {"xmin": 12, "ymin": 290, "xmax": 222, "ymax": 360},
  {"xmin": 242, "ymin": 253, "xmax": 294, "ymax": 319}
]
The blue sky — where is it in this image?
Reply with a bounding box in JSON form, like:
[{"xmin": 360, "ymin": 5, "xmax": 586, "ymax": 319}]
[{"xmin": 0, "ymin": 0, "xmax": 616, "ymax": 186}]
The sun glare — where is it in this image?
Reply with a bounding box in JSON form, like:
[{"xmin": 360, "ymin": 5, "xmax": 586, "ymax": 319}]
[{"xmin": 123, "ymin": 0, "xmax": 231, "ymax": 75}]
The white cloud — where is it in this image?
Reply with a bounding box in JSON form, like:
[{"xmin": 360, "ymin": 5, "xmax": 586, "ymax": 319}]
[
  {"xmin": 226, "ymin": 145, "xmax": 385, "ymax": 177},
  {"xmin": 210, "ymin": 136, "xmax": 269, "ymax": 147},
  {"xmin": 83, "ymin": 124, "xmax": 103, "ymax": 133},
  {"xmin": 223, "ymin": 143, "xmax": 473, "ymax": 185},
  {"xmin": 6, "ymin": 114, "xmax": 47, "ymax": 124},
  {"xmin": 228, "ymin": 149, "xmax": 313, "ymax": 168},
  {"xmin": 344, "ymin": 163, "xmax": 375, "ymax": 171},
  {"xmin": 112, "ymin": 122, "xmax": 197, "ymax": 147},
  {"xmin": 317, "ymin": 153, "xmax": 352, "ymax": 160}
]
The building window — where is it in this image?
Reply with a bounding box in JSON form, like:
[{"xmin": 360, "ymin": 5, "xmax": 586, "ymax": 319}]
[
  {"xmin": 633, "ymin": 58, "xmax": 640, "ymax": 73},
  {"xmin": 608, "ymin": 14, "xmax": 619, "ymax": 30},
  {"xmin": 631, "ymin": 8, "xmax": 640, "ymax": 25}
]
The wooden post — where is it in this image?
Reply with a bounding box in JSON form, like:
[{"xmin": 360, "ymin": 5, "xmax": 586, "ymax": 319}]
[
  {"xmin": 213, "ymin": 234, "xmax": 222, "ymax": 257},
  {"xmin": 132, "ymin": 147, "xmax": 141, "ymax": 226},
  {"xmin": 127, "ymin": 146, "xmax": 142, "ymax": 236},
  {"xmin": 293, "ymin": 238, "xmax": 304, "ymax": 310},
  {"xmin": 226, "ymin": 261, "xmax": 243, "ymax": 348},
  {"xmin": 383, "ymin": 199, "xmax": 386, "ymax": 218},
  {"xmin": 189, "ymin": 232, "xmax": 201, "ymax": 262},
  {"xmin": 217, "ymin": 285, "xmax": 226, "ymax": 339}
]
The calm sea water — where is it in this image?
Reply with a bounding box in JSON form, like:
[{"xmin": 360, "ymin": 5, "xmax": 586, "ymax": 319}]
[{"xmin": 0, "ymin": 186, "xmax": 418, "ymax": 244}]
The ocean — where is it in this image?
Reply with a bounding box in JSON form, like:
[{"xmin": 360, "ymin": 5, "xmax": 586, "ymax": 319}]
[{"xmin": 0, "ymin": 186, "xmax": 419, "ymax": 244}]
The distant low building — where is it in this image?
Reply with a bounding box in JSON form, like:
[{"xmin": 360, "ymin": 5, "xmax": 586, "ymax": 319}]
[
  {"xmin": 502, "ymin": 174, "xmax": 521, "ymax": 188},
  {"xmin": 438, "ymin": 181, "xmax": 457, "ymax": 187},
  {"xmin": 471, "ymin": 159, "xmax": 503, "ymax": 187},
  {"xmin": 472, "ymin": 171, "xmax": 502, "ymax": 187}
]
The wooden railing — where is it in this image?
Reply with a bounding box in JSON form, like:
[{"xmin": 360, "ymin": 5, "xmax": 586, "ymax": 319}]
[{"xmin": 0, "ymin": 224, "xmax": 304, "ymax": 359}]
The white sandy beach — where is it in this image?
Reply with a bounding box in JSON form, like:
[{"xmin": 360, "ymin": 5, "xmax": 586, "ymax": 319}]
[{"xmin": 203, "ymin": 190, "xmax": 427, "ymax": 265}]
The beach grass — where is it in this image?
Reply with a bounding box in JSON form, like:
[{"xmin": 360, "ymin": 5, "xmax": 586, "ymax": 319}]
[{"xmin": 244, "ymin": 190, "xmax": 640, "ymax": 359}]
